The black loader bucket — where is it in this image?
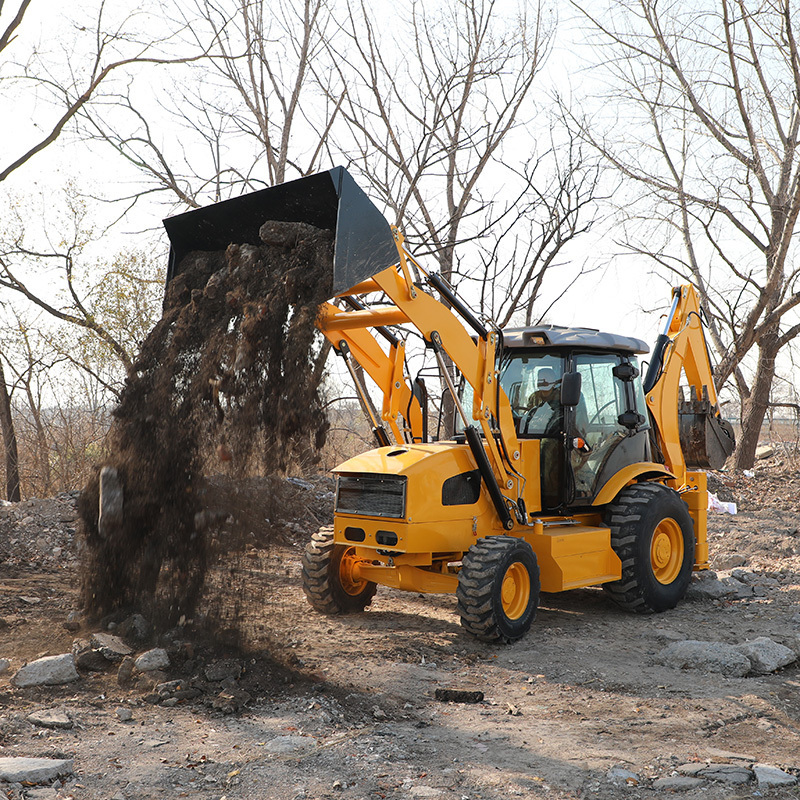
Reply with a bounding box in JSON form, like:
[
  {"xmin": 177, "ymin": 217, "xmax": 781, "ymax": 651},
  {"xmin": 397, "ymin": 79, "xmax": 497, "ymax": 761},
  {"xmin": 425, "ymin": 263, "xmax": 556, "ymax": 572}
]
[
  {"xmin": 678, "ymin": 385, "xmax": 736, "ymax": 469},
  {"xmin": 163, "ymin": 166, "xmax": 399, "ymax": 296}
]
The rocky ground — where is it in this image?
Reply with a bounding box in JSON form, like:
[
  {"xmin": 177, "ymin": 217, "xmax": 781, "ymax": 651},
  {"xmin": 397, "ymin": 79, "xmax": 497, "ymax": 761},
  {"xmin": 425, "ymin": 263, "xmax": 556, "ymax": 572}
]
[{"xmin": 0, "ymin": 451, "xmax": 799, "ymax": 800}]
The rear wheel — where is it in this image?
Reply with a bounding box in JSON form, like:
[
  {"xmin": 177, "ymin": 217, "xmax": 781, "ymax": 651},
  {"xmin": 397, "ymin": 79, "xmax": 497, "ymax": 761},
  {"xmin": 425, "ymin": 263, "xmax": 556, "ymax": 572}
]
[
  {"xmin": 457, "ymin": 536, "xmax": 540, "ymax": 643},
  {"xmin": 602, "ymin": 482, "xmax": 695, "ymax": 613},
  {"xmin": 301, "ymin": 527, "xmax": 377, "ymax": 614}
]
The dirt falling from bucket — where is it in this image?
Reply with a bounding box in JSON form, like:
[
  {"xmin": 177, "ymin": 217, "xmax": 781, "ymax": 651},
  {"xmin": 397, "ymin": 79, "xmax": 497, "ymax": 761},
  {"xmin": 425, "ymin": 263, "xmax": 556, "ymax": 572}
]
[{"xmin": 79, "ymin": 221, "xmax": 333, "ymax": 625}]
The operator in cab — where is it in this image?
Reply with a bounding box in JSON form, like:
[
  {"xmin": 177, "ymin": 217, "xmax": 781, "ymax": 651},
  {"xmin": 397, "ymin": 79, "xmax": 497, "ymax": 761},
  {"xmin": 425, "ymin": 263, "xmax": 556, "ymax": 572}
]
[{"xmin": 520, "ymin": 367, "xmax": 563, "ymax": 436}]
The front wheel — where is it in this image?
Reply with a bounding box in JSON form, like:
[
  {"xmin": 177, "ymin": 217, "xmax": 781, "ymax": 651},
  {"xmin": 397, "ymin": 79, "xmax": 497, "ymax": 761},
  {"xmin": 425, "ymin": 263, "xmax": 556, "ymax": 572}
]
[
  {"xmin": 301, "ymin": 527, "xmax": 377, "ymax": 614},
  {"xmin": 457, "ymin": 536, "xmax": 540, "ymax": 643},
  {"xmin": 602, "ymin": 482, "xmax": 695, "ymax": 613}
]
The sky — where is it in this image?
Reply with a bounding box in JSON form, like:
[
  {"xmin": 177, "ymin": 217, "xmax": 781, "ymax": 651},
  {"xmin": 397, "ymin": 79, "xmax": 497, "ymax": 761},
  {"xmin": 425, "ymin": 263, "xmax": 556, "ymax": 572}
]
[{"xmin": 0, "ymin": 0, "xmax": 680, "ymax": 365}]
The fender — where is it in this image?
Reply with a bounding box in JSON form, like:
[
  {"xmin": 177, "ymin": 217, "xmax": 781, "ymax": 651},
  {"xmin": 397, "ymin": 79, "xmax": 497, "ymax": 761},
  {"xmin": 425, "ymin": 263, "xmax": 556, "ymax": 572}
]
[{"xmin": 591, "ymin": 462, "xmax": 675, "ymax": 507}]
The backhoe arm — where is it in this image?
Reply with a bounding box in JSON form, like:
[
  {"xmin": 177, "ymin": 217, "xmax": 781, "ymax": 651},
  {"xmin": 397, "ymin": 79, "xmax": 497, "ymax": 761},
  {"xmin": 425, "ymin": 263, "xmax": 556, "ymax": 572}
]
[{"xmin": 643, "ymin": 285, "xmax": 735, "ymax": 486}]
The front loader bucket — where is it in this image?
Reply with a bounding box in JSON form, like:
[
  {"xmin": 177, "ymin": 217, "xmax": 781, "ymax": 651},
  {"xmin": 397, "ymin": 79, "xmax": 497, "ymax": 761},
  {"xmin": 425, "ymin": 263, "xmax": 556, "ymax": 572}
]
[
  {"xmin": 678, "ymin": 386, "xmax": 736, "ymax": 469},
  {"xmin": 163, "ymin": 166, "xmax": 398, "ymax": 296}
]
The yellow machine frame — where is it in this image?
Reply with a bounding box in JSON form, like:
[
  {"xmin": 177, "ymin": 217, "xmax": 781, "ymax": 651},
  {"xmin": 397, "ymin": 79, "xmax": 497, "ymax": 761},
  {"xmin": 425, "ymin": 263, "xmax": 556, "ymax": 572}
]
[{"xmin": 317, "ymin": 231, "xmax": 721, "ymax": 597}]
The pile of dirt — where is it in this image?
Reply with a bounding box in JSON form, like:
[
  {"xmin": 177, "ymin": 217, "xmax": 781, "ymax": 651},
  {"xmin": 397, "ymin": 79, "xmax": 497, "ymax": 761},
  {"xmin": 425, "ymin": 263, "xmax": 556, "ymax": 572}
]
[
  {"xmin": 708, "ymin": 442, "xmax": 800, "ymax": 510},
  {"xmin": 79, "ymin": 221, "xmax": 333, "ymax": 625}
]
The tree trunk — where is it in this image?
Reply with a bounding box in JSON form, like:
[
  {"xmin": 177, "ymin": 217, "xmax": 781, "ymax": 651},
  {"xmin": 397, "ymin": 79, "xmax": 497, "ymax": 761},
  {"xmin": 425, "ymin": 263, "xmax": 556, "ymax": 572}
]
[
  {"xmin": 734, "ymin": 327, "xmax": 779, "ymax": 470},
  {"xmin": 0, "ymin": 360, "xmax": 21, "ymax": 502}
]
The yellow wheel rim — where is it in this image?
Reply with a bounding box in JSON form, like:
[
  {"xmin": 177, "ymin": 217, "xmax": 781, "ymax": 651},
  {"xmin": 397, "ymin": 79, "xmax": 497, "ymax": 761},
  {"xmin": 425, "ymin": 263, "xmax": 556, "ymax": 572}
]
[
  {"xmin": 338, "ymin": 547, "xmax": 368, "ymax": 596},
  {"xmin": 501, "ymin": 562, "xmax": 531, "ymax": 620},
  {"xmin": 650, "ymin": 518, "xmax": 684, "ymax": 585}
]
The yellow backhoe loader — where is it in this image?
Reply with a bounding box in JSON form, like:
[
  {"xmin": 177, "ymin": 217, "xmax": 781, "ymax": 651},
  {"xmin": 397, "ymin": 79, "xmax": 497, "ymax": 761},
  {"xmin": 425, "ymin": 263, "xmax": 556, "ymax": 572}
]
[{"xmin": 164, "ymin": 167, "xmax": 735, "ymax": 643}]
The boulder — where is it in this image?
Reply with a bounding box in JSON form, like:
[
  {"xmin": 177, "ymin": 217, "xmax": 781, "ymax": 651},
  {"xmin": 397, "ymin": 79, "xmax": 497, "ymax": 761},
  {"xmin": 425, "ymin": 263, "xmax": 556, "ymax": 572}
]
[
  {"xmin": 0, "ymin": 757, "xmax": 73, "ymax": 783},
  {"xmin": 658, "ymin": 640, "xmax": 751, "ymax": 677},
  {"xmin": 135, "ymin": 648, "xmax": 170, "ymax": 672},
  {"xmin": 90, "ymin": 633, "xmax": 132, "ymax": 663},
  {"xmin": 753, "ymin": 764, "xmax": 797, "ymax": 787},
  {"xmin": 27, "ymin": 710, "xmax": 72, "ymax": 729},
  {"xmin": 695, "ymin": 764, "xmax": 752, "ymax": 784},
  {"xmin": 11, "ymin": 654, "xmax": 79, "ymax": 687},
  {"xmin": 733, "ymin": 637, "xmax": 796, "ymax": 674}
]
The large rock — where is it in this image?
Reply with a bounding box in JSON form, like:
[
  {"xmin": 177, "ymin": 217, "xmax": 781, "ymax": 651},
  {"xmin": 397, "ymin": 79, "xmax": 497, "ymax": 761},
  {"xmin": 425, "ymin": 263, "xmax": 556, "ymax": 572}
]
[
  {"xmin": 685, "ymin": 572, "xmax": 751, "ymax": 600},
  {"xmin": 0, "ymin": 757, "xmax": 73, "ymax": 783},
  {"xmin": 658, "ymin": 641, "xmax": 751, "ymax": 677},
  {"xmin": 90, "ymin": 632, "xmax": 132, "ymax": 663},
  {"xmin": 135, "ymin": 648, "xmax": 170, "ymax": 672},
  {"xmin": 27, "ymin": 709, "xmax": 72, "ymax": 729},
  {"xmin": 733, "ymin": 637, "xmax": 796, "ymax": 674},
  {"xmin": 11, "ymin": 654, "xmax": 79, "ymax": 687},
  {"xmin": 753, "ymin": 764, "xmax": 797, "ymax": 787},
  {"xmin": 695, "ymin": 764, "xmax": 752, "ymax": 784}
]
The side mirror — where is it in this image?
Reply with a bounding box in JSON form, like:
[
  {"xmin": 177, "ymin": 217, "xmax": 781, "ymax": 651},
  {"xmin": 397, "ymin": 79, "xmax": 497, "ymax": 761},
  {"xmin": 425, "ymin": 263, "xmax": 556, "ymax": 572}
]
[{"xmin": 561, "ymin": 371, "xmax": 582, "ymax": 407}]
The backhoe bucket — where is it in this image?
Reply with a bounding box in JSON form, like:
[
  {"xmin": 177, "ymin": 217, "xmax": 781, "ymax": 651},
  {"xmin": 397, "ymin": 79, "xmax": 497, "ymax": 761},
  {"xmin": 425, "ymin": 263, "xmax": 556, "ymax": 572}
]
[
  {"xmin": 163, "ymin": 166, "xmax": 398, "ymax": 296},
  {"xmin": 678, "ymin": 386, "xmax": 736, "ymax": 469}
]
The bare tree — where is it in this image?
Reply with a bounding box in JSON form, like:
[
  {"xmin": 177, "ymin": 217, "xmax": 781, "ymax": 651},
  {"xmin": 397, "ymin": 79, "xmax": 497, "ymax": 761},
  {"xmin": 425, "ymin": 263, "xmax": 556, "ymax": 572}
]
[
  {"xmin": 80, "ymin": 0, "xmax": 341, "ymax": 207},
  {"xmin": 0, "ymin": 2, "xmax": 213, "ymax": 184},
  {"xmin": 0, "ymin": 209, "xmax": 165, "ymax": 398},
  {"xmin": 573, "ymin": 0, "xmax": 800, "ymax": 468},
  {"xmin": 322, "ymin": 0, "xmax": 554, "ymax": 283}
]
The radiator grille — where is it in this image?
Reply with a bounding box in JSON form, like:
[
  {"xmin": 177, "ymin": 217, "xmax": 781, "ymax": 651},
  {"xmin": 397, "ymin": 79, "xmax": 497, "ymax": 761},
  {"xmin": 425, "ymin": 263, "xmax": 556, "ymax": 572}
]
[{"xmin": 336, "ymin": 474, "xmax": 407, "ymax": 519}]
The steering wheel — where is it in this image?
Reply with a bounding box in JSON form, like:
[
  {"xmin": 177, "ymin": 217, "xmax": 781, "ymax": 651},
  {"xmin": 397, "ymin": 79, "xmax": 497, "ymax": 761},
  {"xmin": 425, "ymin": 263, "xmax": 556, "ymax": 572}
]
[{"xmin": 588, "ymin": 399, "xmax": 616, "ymax": 426}]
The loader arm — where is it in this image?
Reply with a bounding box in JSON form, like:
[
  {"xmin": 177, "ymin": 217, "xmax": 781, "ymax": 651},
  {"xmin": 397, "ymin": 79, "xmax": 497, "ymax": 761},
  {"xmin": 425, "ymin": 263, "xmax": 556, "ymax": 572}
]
[
  {"xmin": 317, "ymin": 239, "xmax": 524, "ymax": 527},
  {"xmin": 317, "ymin": 301, "xmax": 425, "ymax": 445}
]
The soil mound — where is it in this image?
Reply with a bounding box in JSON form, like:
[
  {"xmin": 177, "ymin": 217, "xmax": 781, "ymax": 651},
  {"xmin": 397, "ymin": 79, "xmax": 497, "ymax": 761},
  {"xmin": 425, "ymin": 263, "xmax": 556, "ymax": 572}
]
[{"xmin": 79, "ymin": 221, "xmax": 333, "ymax": 624}]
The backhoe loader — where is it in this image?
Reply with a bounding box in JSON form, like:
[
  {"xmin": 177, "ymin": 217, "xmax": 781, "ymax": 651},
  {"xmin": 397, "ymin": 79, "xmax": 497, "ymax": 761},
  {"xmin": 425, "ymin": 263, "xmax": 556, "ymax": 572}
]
[{"xmin": 164, "ymin": 166, "xmax": 736, "ymax": 643}]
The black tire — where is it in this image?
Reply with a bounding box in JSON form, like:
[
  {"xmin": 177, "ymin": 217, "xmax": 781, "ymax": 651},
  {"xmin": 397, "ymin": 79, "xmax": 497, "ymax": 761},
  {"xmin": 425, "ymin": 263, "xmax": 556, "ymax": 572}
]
[
  {"xmin": 301, "ymin": 527, "xmax": 377, "ymax": 614},
  {"xmin": 602, "ymin": 482, "xmax": 695, "ymax": 613},
  {"xmin": 456, "ymin": 536, "xmax": 540, "ymax": 643}
]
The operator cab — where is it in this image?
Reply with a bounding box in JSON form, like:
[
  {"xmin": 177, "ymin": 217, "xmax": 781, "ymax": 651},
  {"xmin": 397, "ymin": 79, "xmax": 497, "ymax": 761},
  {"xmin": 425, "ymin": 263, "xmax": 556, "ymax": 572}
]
[{"xmin": 459, "ymin": 325, "xmax": 651, "ymax": 511}]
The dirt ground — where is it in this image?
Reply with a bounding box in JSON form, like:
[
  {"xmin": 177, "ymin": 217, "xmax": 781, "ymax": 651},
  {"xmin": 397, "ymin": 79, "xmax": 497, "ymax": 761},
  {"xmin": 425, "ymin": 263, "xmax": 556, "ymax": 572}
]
[{"xmin": 0, "ymin": 457, "xmax": 799, "ymax": 800}]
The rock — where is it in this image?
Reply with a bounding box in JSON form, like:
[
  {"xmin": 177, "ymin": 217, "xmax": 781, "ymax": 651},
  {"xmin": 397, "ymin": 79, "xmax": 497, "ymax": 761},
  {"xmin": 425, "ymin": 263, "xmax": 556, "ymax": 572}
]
[
  {"xmin": 212, "ymin": 688, "xmax": 251, "ymax": 714},
  {"xmin": 685, "ymin": 573, "xmax": 737, "ymax": 600},
  {"xmin": 714, "ymin": 554, "xmax": 747, "ymax": 570},
  {"xmin": 135, "ymin": 648, "xmax": 170, "ymax": 672},
  {"xmin": 11, "ymin": 654, "xmax": 79, "ymax": 687},
  {"xmin": 90, "ymin": 633, "xmax": 132, "ymax": 663},
  {"xmin": 733, "ymin": 637, "xmax": 796, "ymax": 674},
  {"xmin": 652, "ymin": 776, "xmax": 705, "ymax": 791},
  {"xmin": 98, "ymin": 465, "xmax": 123, "ymax": 537},
  {"xmin": 0, "ymin": 757, "xmax": 74, "ymax": 783},
  {"xmin": 658, "ymin": 641, "xmax": 751, "ymax": 677},
  {"xmin": 63, "ymin": 611, "xmax": 81, "ymax": 632},
  {"xmin": 117, "ymin": 613, "xmax": 151, "ymax": 641},
  {"xmin": 606, "ymin": 767, "xmax": 639, "ymax": 783},
  {"xmin": 26, "ymin": 788, "xmax": 58, "ymax": 800},
  {"xmin": 677, "ymin": 764, "xmax": 706, "ymax": 776},
  {"xmin": 117, "ymin": 656, "xmax": 135, "ymax": 687},
  {"xmin": 755, "ymin": 445, "xmax": 774, "ymax": 460},
  {"xmin": 27, "ymin": 710, "xmax": 72, "ymax": 729},
  {"xmin": 753, "ymin": 763, "xmax": 797, "ymax": 787},
  {"xmin": 262, "ymin": 735, "xmax": 315, "ymax": 755},
  {"xmin": 696, "ymin": 764, "xmax": 752, "ymax": 784},
  {"xmin": 115, "ymin": 707, "xmax": 133, "ymax": 722},
  {"xmin": 75, "ymin": 647, "xmax": 111, "ymax": 672},
  {"xmin": 204, "ymin": 659, "xmax": 242, "ymax": 682},
  {"xmin": 0, "ymin": 658, "xmax": 10, "ymax": 675}
]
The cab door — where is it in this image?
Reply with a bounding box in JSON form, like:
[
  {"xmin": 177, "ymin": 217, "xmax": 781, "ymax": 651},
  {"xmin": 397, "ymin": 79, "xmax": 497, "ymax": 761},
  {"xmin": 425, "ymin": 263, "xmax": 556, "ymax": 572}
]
[{"xmin": 569, "ymin": 353, "xmax": 650, "ymax": 503}]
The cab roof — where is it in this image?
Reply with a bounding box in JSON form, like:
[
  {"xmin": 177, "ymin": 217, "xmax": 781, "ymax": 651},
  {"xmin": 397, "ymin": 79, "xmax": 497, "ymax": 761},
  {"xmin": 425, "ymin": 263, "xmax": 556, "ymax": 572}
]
[{"xmin": 501, "ymin": 325, "xmax": 649, "ymax": 355}]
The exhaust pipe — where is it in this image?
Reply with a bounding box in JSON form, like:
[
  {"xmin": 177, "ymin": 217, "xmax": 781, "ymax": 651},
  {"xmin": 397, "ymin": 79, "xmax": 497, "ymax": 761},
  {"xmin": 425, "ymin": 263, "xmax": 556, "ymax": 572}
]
[{"xmin": 163, "ymin": 166, "xmax": 399, "ymax": 296}]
